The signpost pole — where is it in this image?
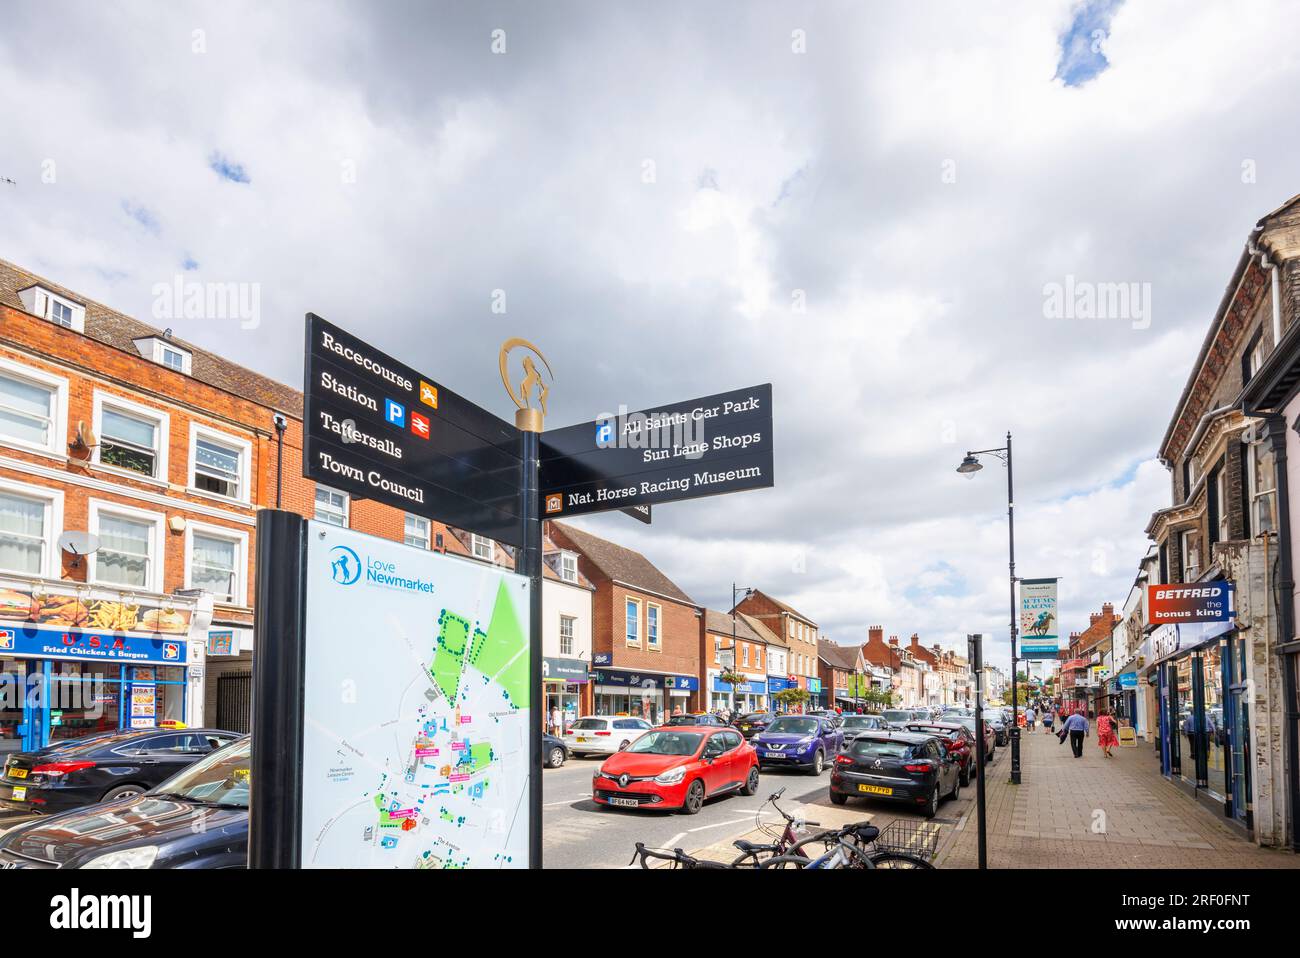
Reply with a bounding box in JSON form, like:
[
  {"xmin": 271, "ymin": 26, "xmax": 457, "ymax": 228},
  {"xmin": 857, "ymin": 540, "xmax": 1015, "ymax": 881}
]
[
  {"xmin": 516, "ymin": 405, "xmax": 544, "ymax": 871},
  {"xmin": 968, "ymin": 633, "xmax": 988, "ymax": 870}
]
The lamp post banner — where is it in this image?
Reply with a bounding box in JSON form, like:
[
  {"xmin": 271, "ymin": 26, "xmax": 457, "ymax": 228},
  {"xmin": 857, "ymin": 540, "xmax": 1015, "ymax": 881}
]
[{"xmin": 1018, "ymin": 577, "xmax": 1060, "ymax": 659}]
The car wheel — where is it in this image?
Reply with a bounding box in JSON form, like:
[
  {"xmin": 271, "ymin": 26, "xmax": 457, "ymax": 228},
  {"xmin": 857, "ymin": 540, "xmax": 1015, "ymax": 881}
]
[
  {"xmin": 741, "ymin": 765, "xmax": 760, "ymax": 796},
  {"xmin": 950, "ymin": 773, "xmax": 961, "ymax": 801},
  {"xmin": 924, "ymin": 783, "xmax": 939, "ymax": 819},
  {"xmin": 547, "ymin": 746, "xmax": 565, "ymax": 769},
  {"xmin": 960, "ymin": 765, "xmax": 970, "ymax": 787},
  {"xmin": 102, "ymin": 784, "xmax": 144, "ymax": 802},
  {"xmin": 808, "ymin": 749, "xmax": 824, "ymax": 775},
  {"xmin": 680, "ymin": 779, "xmax": 705, "ymax": 815},
  {"xmin": 829, "ymin": 789, "xmax": 848, "ymax": 806}
]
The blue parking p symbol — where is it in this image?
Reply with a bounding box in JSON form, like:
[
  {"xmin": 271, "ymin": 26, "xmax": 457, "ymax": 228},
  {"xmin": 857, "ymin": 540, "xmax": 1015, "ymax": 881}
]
[
  {"xmin": 596, "ymin": 421, "xmax": 613, "ymax": 447},
  {"xmin": 385, "ymin": 399, "xmax": 406, "ymax": 428}
]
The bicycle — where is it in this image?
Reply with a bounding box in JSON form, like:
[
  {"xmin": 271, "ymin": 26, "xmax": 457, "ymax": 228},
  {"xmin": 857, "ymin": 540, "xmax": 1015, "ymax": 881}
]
[
  {"xmin": 728, "ymin": 788, "xmax": 824, "ymax": 868},
  {"xmin": 759, "ymin": 820, "xmax": 935, "ymax": 869},
  {"xmin": 629, "ymin": 842, "xmax": 732, "ymax": 869}
]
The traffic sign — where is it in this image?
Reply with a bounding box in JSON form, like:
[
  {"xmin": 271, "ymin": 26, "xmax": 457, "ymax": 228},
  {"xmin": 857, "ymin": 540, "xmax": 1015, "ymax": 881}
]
[{"xmin": 539, "ymin": 383, "xmax": 773, "ymax": 518}]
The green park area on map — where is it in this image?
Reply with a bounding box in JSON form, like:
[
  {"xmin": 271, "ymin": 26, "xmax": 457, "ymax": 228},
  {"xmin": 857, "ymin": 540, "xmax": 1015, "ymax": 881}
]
[{"xmin": 466, "ymin": 580, "xmax": 530, "ymax": 708}]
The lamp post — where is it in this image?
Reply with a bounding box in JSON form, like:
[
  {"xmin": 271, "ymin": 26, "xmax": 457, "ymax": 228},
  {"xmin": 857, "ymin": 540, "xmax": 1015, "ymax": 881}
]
[
  {"xmin": 731, "ymin": 584, "xmax": 754, "ymax": 716},
  {"xmin": 958, "ymin": 431, "xmax": 1021, "ymax": 785}
]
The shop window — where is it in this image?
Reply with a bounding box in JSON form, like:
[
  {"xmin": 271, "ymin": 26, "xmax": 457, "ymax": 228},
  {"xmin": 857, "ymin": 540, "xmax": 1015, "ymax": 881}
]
[
  {"xmin": 314, "ymin": 487, "xmax": 349, "ymax": 527},
  {"xmin": 646, "ymin": 603, "xmax": 660, "ymax": 650},
  {"xmin": 559, "ymin": 615, "xmax": 575, "ymax": 656},
  {"xmin": 404, "ymin": 514, "xmax": 430, "ymax": 549},
  {"xmin": 97, "ymin": 399, "xmax": 166, "ymax": 479}
]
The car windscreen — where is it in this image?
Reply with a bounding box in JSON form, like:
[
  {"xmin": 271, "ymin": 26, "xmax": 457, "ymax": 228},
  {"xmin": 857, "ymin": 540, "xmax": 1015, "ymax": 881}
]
[
  {"xmin": 570, "ymin": 718, "xmax": 607, "ymax": 730},
  {"xmin": 624, "ymin": 731, "xmax": 703, "ymax": 756},
  {"xmin": 664, "ymin": 716, "xmax": 697, "ymax": 725},
  {"xmin": 152, "ymin": 739, "xmax": 251, "ymax": 807},
  {"xmin": 881, "ymin": 710, "xmax": 910, "ymax": 722},
  {"xmin": 982, "ymin": 712, "xmax": 1004, "ymax": 722},
  {"xmin": 767, "ymin": 717, "xmax": 818, "ymax": 735},
  {"xmin": 841, "ymin": 717, "xmax": 878, "ymax": 729},
  {"xmin": 907, "ymin": 725, "xmax": 954, "ymax": 737},
  {"xmin": 851, "ymin": 740, "xmax": 916, "ymax": 759}
]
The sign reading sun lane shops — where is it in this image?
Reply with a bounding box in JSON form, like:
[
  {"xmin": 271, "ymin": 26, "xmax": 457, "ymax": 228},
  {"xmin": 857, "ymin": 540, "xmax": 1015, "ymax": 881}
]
[
  {"xmin": 303, "ymin": 313, "xmax": 525, "ymax": 545},
  {"xmin": 539, "ymin": 383, "xmax": 774, "ymax": 517}
]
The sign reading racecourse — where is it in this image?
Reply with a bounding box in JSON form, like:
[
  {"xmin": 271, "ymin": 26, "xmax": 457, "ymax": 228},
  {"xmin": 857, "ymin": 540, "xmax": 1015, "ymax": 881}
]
[
  {"xmin": 1019, "ymin": 577, "xmax": 1060, "ymax": 659},
  {"xmin": 303, "ymin": 313, "xmax": 524, "ymax": 545},
  {"xmin": 539, "ymin": 383, "xmax": 773, "ymax": 518}
]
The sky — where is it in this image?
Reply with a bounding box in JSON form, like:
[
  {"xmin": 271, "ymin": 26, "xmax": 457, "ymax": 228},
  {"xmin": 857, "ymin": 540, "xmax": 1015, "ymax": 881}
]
[{"xmin": 2, "ymin": 0, "xmax": 1298, "ymax": 673}]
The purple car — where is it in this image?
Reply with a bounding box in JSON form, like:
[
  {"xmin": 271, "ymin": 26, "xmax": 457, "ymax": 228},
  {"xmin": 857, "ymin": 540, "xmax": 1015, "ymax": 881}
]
[{"xmin": 752, "ymin": 715, "xmax": 843, "ymax": 775}]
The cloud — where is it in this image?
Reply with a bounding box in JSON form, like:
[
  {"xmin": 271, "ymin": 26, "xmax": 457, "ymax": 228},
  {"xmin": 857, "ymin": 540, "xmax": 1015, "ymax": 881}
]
[{"xmin": 1, "ymin": 0, "xmax": 1297, "ymax": 674}]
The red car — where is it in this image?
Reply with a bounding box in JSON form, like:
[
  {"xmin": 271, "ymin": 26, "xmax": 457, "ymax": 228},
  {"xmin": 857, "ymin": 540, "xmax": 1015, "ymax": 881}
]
[
  {"xmin": 903, "ymin": 722, "xmax": 977, "ymax": 786},
  {"xmin": 592, "ymin": 727, "xmax": 760, "ymax": 814}
]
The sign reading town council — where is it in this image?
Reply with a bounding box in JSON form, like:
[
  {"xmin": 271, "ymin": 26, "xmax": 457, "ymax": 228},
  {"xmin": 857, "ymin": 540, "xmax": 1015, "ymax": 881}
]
[
  {"xmin": 539, "ymin": 383, "xmax": 773, "ymax": 518},
  {"xmin": 303, "ymin": 314, "xmax": 524, "ymax": 545},
  {"xmin": 1147, "ymin": 582, "xmax": 1235, "ymax": 624}
]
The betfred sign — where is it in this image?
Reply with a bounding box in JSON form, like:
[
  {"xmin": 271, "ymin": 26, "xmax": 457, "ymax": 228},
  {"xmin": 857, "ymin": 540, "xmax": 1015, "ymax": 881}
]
[{"xmin": 1147, "ymin": 582, "xmax": 1235, "ymax": 624}]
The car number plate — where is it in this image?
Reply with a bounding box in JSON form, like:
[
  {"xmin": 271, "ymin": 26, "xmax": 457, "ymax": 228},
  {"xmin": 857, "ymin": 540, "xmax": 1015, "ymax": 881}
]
[
  {"xmin": 764, "ymin": 752, "xmax": 784, "ymax": 758},
  {"xmin": 741, "ymin": 725, "xmax": 750, "ymax": 730},
  {"xmin": 7, "ymin": 768, "xmax": 26, "ymax": 779},
  {"xmin": 10, "ymin": 787, "xmax": 25, "ymax": 801},
  {"xmin": 858, "ymin": 784, "xmax": 892, "ymax": 795},
  {"xmin": 577, "ymin": 737, "xmax": 591, "ymax": 743},
  {"xmin": 609, "ymin": 797, "xmax": 638, "ymax": 807}
]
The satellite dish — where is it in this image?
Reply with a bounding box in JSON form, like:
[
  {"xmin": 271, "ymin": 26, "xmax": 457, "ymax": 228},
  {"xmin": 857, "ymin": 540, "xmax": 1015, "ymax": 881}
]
[
  {"xmin": 58, "ymin": 531, "xmax": 101, "ymax": 559},
  {"xmin": 71, "ymin": 420, "xmax": 99, "ymax": 452}
]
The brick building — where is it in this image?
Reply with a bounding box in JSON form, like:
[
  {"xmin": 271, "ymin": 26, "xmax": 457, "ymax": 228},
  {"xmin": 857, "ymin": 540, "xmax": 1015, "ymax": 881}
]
[
  {"xmin": 0, "ymin": 257, "xmax": 474, "ymax": 749},
  {"xmin": 549, "ymin": 521, "xmax": 701, "ymax": 722},
  {"xmin": 702, "ymin": 609, "xmax": 769, "ymax": 713},
  {"xmin": 816, "ymin": 639, "xmax": 865, "ymax": 710},
  {"xmin": 734, "ymin": 590, "xmax": 820, "ymax": 709}
]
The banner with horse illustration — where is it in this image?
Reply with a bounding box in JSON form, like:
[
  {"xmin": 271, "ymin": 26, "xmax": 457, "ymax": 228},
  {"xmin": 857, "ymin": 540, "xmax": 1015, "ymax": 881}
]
[{"xmin": 1019, "ymin": 577, "xmax": 1060, "ymax": 659}]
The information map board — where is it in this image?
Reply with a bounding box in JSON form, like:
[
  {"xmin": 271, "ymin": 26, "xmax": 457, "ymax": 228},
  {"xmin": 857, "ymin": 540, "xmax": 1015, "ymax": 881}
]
[{"xmin": 300, "ymin": 521, "xmax": 532, "ymax": 868}]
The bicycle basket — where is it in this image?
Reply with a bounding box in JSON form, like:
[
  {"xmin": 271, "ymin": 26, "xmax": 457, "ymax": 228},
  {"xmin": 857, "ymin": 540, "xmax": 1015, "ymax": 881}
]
[{"xmin": 874, "ymin": 819, "xmax": 941, "ymax": 860}]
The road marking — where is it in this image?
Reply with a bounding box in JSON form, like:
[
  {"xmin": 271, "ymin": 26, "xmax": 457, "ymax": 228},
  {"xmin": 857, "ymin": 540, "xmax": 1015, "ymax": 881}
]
[
  {"xmin": 664, "ymin": 831, "xmax": 687, "ymax": 847},
  {"xmin": 543, "ymin": 793, "xmax": 591, "ymax": 807},
  {"xmin": 687, "ymin": 815, "xmax": 758, "ymax": 833}
]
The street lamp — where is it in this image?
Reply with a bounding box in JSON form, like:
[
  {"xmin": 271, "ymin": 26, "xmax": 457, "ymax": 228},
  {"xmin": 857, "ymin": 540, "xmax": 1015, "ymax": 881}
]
[
  {"xmin": 957, "ymin": 432, "xmax": 1022, "ymax": 785},
  {"xmin": 731, "ymin": 584, "xmax": 755, "ymax": 717}
]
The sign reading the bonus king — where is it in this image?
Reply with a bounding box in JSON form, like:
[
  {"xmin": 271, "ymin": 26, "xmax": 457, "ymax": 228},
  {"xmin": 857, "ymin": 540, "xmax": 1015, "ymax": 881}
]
[
  {"xmin": 1018, "ymin": 577, "xmax": 1060, "ymax": 659},
  {"xmin": 302, "ymin": 314, "xmax": 524, "ymax": 546},
  {"xmin": 538, "ymin": 384, "xmax": 773, "ymax": 518},
  {"xmin": 1147, "ymin": 582, "xmax": 1235, "ymax": 625}
]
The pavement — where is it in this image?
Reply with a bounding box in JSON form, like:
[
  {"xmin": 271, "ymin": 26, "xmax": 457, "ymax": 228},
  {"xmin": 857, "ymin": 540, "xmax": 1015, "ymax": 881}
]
[
  {"xmin": 542, "ymin": 742, "xmax": 994, "ymax": 868},
  {"xmin": 935, "ymin": 723, "xmax": 1300, "ymax": 868}
]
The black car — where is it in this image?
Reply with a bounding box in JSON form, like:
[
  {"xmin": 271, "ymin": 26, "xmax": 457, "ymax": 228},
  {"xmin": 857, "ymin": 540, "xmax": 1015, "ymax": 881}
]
[
  {"xmin": 808, "ymin": 710, "xmax": 843, "ymax": 729},
  {"xmin": 0, "ymin": 737, "xmax": 250, "ymax": 869},
  {"xmin": 837, "ymin": 714, "xmax": 888, "ymax": 748},
  {"xmin": 733, "ymin": 712, "xmax": 776, "ymax": 739},
  {"xmin": 543, "ymin": 733, "xmax": 568, "ymax": 768},
  {"xmin": 663, "ymin": 713, "xmax": 729, "ymax": 727},
  {"xmin": 982, "ymin": 710, "xmax": 1010, "ymax": 746},
  {"xmin": 830, "ymin": 731, "xmax": 961, "ymax": 819},
  {"xmin": 0, "ymin": 728, "xmax": 241, "ymax": 816}
]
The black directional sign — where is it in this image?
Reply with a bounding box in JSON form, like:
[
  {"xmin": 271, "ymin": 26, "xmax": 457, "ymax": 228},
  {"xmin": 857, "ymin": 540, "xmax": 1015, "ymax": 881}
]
[
  {"xmin": 539, "ymin": 384, "xmax": 773, "ymax": 519},
  {"xmin": 302, "ymin": 314, "xmax": 525, "ymax": 545}
]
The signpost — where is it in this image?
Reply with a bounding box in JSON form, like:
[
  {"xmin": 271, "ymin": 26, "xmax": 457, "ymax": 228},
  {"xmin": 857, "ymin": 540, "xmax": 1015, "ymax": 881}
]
[{"xmin": 968, "ymin": 633, "xmax": 988, "ymax": 870}]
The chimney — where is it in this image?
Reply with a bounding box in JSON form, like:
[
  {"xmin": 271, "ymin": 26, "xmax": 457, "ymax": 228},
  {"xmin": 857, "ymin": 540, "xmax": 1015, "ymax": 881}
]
[
  {"xmin": 888, "ymin": 636, "xmax": 899, "ymax": 647},
  {"xmin": 868, "ymin": 625, "xmax": 883, "ymax": 644},
  {"xmin": 1089, "ymin": 612, "xmax": 1100, "ymax": 626}
]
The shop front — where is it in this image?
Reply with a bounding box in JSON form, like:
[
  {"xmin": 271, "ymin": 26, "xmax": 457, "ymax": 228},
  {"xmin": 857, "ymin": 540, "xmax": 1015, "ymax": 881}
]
[
  {"xmin": 708, "ymin": 675, "xmax": 766, "ymax": 713},
  {"xmin": 0, "ymin": 578, "xmax": 209, "ymax": 753},
  {"xmin": 807, "ymin": 677, "xmax": 824, "ymax": 709},
  {"xmin": 593, "ymin": 668, "xmax": 695, "ymax": 725},
  {"xmin": 663, "ymin": 674, "xmax": 698, "ymax": 716},
  {"xmin": 544, "ymin": 656, "xmax": 590, "ymax": 734},
  {"xmin": 1146, "ymin": 619, "xmax": 1248, "ymax": 829}
]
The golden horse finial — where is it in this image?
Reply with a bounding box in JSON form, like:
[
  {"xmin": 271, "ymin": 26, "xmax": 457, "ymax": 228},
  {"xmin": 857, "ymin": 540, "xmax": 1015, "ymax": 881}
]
[{"xmin": 499, "ymin": 338, "xmax": 553, "ymax": 432}]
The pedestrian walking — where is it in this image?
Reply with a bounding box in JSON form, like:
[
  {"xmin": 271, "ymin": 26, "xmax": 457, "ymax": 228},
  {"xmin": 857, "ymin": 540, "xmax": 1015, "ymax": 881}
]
[
  {"xmin": 1043, "ymin": 708, "xmax": 1055, "ymax": 734},
  {"xmin": 549, "ymin": 706, "xmax": 560, "ymax": 736},
  {"xmin": 1061, "ymin": 710, "xmax": 1089, "ymax": 757},
  {"xmin": 1024, "ymin": 705, "xmax": 1036, "ymax": 730},
  {"xmin": 1097, "ymin": 709, "xmax": 1119, "ymax": 758}
]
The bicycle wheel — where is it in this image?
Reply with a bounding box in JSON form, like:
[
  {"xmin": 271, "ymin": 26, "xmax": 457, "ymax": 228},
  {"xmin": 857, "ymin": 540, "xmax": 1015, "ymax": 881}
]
[
  {"xmin": 757, "ymin": 854, "xmax": 812, "ymax": 869},
  {"xmin": 868, "ymin": 851, "xmax": 934, "ymax": 869}
]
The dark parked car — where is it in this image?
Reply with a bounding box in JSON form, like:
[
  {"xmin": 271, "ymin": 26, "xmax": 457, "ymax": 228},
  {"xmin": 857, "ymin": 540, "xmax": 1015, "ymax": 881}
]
[
  {"xmin": 733, "ymin": 712, "xmax": 776, "ymax": 739},
  {"xmin": 837, "ymin": 714, "xmax": 887, "ymax": 748},
  {"xmin": 543, "ymin": 734, "xmax": 568, "ymax": 768},
  {"xmin": 0, "ymin": 728, "xmax": 241, "ymax": 817},
  {"xmin": 952, "ymin": 715, "xmax": 996, "ymax": 763},
  {"xmin": 0, "ymin": 737, "xmax": 251, "ymax": 869},
  {"xmin": 664, "ymin": 713, "xmax": 729, "ymax": 727},
  {"xmin": 903, "ymin": 721, "xmax": 977, "ymax": 786},
  {"xmin": 752, "ymin": 715, "xmax": 842, "ymax": 774},
  {"xmin": 880, "ymin": 708, "xmax": 927, "ymax": 729},
  {"xmin": 982, "ymin": 710, "xmax": 1010, "ymax": 746},
  {"xmin": 830, "ymin": 731, "xmax": 961, "ymax": 819}
]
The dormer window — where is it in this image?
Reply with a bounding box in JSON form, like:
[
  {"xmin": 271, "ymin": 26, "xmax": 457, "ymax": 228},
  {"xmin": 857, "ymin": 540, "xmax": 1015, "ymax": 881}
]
[
  {"xmin": 17, "ymin": 286, "xmax": 86, "ymax": 333},
  {"xmin": 559, "ymin": 551, "xmax": 578, "ymax": 583},
  {"xmin": 134, "ymin": 336, "xmax": 192, "ymax": 375}
]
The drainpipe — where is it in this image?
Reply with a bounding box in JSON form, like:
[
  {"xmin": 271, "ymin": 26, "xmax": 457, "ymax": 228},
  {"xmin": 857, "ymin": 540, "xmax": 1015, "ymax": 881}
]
[{"xmin": 273, "ymin": 414, "xmax": 287, "ymax": 509}]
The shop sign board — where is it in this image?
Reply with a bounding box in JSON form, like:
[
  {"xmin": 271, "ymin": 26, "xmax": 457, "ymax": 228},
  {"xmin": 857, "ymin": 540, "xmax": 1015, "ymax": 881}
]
[
  {"xmin": 539, "ymin": 384, "xmax": 773, "ymax": 518},
  {"xmin": 542, "ymin": 657, "xmax": 588, "ymax": 683},
  {"xmin": 299, "ymin": 521, "xmax": 531, "ymax": 868},
  {"xmin": 0, "ymin": 624, "xmax": 186, "ymax": 666},
  {"xmin": 303, "ymin": 314, "xmax": 524, "ymax": 546},
  {"xmin": 1147, "ymin": 582, "xmax": 1235, "ymax": 625},
  {"xmin": 664, "ymin": 675, "xmax": 699, "ymax": 691}
]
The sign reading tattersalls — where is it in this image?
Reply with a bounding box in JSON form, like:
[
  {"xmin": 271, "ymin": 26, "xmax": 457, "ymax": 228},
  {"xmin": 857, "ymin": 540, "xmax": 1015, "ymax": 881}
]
[
  {"xmin": 302, "ymin": 314, "xmax": 524, "ymax": 546},
  {"xmin": 1147, "ymin": 582, "xmax": 1235, "ymax": 625},
  {"xmin": 539, "ymin": 384, "xmax": 773, "ymax": 518}
]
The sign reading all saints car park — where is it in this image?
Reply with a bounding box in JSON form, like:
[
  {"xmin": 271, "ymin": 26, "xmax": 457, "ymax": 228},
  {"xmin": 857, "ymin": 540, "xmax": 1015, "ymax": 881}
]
[
  {"xmin": 539, "ymin": 383, "xmax": 773, "ymax": 518},
  {"xmin": 303, "ymin": 313, "xmax": 525, "ymax": 545},
  {"xmin": 1147, "ymin": 582, "xmax": 1235, "ymax": 624}
]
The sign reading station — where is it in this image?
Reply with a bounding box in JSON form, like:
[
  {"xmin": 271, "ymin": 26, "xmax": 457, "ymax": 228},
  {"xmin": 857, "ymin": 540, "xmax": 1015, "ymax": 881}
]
[
  {"xmin": 1147, "ymin": 583, "xmax": 1235, "ymax": 625},
  {"xmin": 303, "ymin": 314, "xmax": 524, "ymax": 546},
  {"xmin": 539, "ymin": 384, "xmax": 773, "ymax": 518}
]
